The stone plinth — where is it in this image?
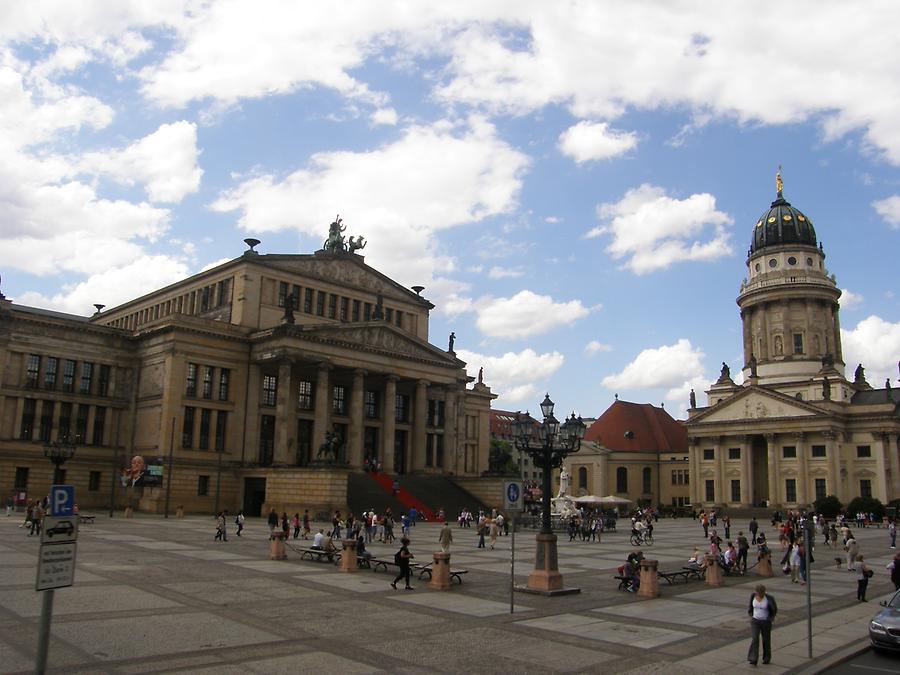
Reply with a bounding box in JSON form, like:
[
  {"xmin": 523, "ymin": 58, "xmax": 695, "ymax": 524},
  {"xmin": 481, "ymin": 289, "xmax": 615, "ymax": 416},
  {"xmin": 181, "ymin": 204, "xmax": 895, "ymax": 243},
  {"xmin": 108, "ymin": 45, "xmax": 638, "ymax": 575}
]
[
  {"xmin": 756, "ymin": 553, "xmax": 774, "ymax": 577},
  {"xmin": 639, "ymin": 559, "xmax": 659, "ymax": 598},
  {"xmin": 124, "ymin": 507, "xmax": 133, "ymax": 519},
  {"xmin": 269, "ymin": 535, "xmax": 286, "ymax": 560},
  {"xmin": 515, "ymin": 532, "xmax": 580, "ymax": 596},
  {"xmin": 176, "ymin": 506, "xmax": 184, "ymax": 519},
  {"xmin": 430, "ymin": 552, "xmax": 452, "ymax": 590},
  {"xmin": 339, "ymin": 539, "xmax": 358, "ymax": 572},
  {"xmin": 705, "ymin": 554, "xmax": 724, "ymax": 586}
]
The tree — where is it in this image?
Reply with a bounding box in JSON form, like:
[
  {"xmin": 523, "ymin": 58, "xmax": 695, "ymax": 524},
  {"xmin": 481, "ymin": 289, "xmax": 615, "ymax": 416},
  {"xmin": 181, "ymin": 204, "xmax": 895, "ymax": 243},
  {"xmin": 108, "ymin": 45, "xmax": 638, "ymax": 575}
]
[
  {"xmin": 846, "ymin": 496, "xmax": 885, "ymax": 521},
  {"xmin": 488, "ymin": 439, "xmax": 518, "ymax": 475},
  {"xmin": 812, "ymin": 494, "xmax": 843, "ymax": 518}
]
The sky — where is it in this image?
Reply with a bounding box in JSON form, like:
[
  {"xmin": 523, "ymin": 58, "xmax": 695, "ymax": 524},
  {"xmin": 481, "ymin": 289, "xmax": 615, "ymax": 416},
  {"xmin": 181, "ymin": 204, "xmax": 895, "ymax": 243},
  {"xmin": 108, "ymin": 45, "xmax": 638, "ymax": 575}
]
[{"xmin": 2, "ymin": 1, "xmax": 899, "ymax": 421}]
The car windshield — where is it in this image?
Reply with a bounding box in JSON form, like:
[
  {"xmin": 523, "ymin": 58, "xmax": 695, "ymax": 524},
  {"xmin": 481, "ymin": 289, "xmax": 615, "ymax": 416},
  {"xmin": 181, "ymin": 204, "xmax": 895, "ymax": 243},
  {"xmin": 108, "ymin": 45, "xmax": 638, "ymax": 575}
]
[{"xmin": 886, "ymin": 590, "xmax": 900, "ymax": 608}]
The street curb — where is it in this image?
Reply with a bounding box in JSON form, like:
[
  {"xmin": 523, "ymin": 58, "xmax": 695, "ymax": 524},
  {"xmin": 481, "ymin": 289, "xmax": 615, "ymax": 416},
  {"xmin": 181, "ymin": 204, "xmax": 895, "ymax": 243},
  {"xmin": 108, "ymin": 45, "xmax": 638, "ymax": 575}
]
[{"xmin": 790, "ymin": 637, "xmax": 870, "ymax": 675}]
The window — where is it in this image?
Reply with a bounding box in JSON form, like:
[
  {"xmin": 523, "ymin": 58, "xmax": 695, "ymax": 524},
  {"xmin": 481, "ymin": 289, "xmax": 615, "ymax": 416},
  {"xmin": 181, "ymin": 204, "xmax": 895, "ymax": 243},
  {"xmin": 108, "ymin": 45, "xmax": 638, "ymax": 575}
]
[
  {"xmin": 89, "ymin": 471, "xmax": 101, "ymax": 492},
  {"xmin": 785, "ymin": 478, "xmax": 797, "ymax": 503},
  {"xmin": 396, "ymin": 310, "xmax": 403, "ymax": 328},
  {"xmin": 79, "ymin": 362, "xmax": 94, "ymax": 394},
  {"xmin": 75, "ymin": 404, "xmax": 89, "ymax": 443},
  {"xmin": 197, "ymin": 475, "xmax": 209, "ymax": 496},
  {"xmin": 182, "ymin": 407, "xmax": 195, "ymax": 448},
  {"xmin": 199, "ymin": 408, "xmax": 211, "ymax": 450},
  {"xmin": 340, "ymin": 297, "xmax": 349, "ymax": 321},
  {"xmin": 705, "ymin": 479, "xmax": 715, "ymax": 502},
  {"xmin": 434, "ymin": 433, "xmax": 444, "ymax": 468},
  {"xmin": 92, "ymin": 407, "xmax": 106, "ymax": 445},
  {"xmin": 277, "ymin": 281, "xmax": 288, "ymax": 307},
  {"xmin": 642, "ymin": 467, "xmax": 652, "ymax": 494},
  {"xmin": 20, "ymin": 399, "xmax": 36, "ymax": 440},
  {"xmin": 26, "ymin": 354, "xmax": 40, "ymax": 387},
  {"xmin": 218, "ymin": 368, "xmax": 230, "ymax": 401},
  {"xmin": 200, "ymin": 286, "xmax": 211, "ymax": 311},
  {"xmin": 728, "ymin": 447, "xmax": 741, "ymax": 460},
  {"xmin": 352, "ymin": 299, "xmax": 361, "ymax": 321},
  {"xmin": 363, "ymin": 426, "xmax": 379, "ymax": 464},
  {"xmin": 198, "ymin": 366, "xmax": 212, "ymax": 399},
  {"xmin": 811, "ymin": 445, "xmax": 826, "ymax": 458},
  {"xmin": 44, "ymin": 357, "xmax": 58, "ymax": 390},
  {"xmin": 578, "ymin": 467, "xmax": 588, "ymax": 491},
  {"xmin": 364, "ymin": 391, "xmax": 378, "ymax": 418},
  {"xmin": 782, "ymin": 446, "xmax": 796, "ymax": 458},
  {"xmin": 219, "ymin": 279, "xmax": 231, "ymax": 307},
  {"xmin": 304, "ymin": 288, "xmax": 314, "ymax": 313},
  {"xmin": 616, "ymin": 467, "xmax": 628, "ymax": 493},
  {"xmin": 262, "ymin": 375, "xmax": 277, "ymax": 407},
  {"xmin": 386, "ymin": 308, "xmax": 394, "ymax": 323},
  {"xmin": 332, "ymin": 386, "xmax": 346, "ymax": 414},
  {"xmin": 427, "ymin": 400, "xmax": 445, "ymax": 427},
  {"xmin": 731, "ymin": 479, "xmax": 741, "ymax": 502},
  {"xmin": 859, "ymin": 479, "xmax": 872, "ymax": 498},
  {"xmin": 15, "ymin": 467, "xmax": 29, "ymax": 491},
  {"xmin": 62, "ymin": 360, "xmax": 76, "ymax": 392},
  {"xmin": 97, "ymin": 364, "xmax": 111, "ymax": 397},
  {"xmin": 815, "ymin": 478, "xmax": 827, "ymax": 501},
  {"xmin": 395, "ymin": 394, "xmax": 409, "ymax": 423},
  {"xmin": 39, "ymin": 401, "xmax": 54, "ymax": 442},
  {"xmin": 671, "ymin": 469, "xmax": 689, "ymax": 485},
  {"xmin": 364, "ymin": 302, "xmax": 372, "ymax": 321},
  {"xmin": 298, "ymin": 380, "xmax": 314, "ymax": 410},
  {"xmin": 703, "ymin": 448, "xmax": 714, "ymax": 460},
  {"xmin": 316, "ymin": 291, "xmax": 326, "ymax": 316},
  {"xmin": 328, "ymin": 294, "xmax": 337, "ymax": 319},
  {"xmin": 856, "ymin": 445, "xmax": 871, "ymax": 458},
  {"xmin": 185, "ymin": 363, "xmax": 198, "ymax": 397},
  {"xmin": 793, "ymin": 333, "xmax": 804, "ymax": 355},
  {"xmin": 215, "ymin": 411, "xmax": 227, "ymax": 452},
  {"xmin": 259, "ymin": 415, "xmax": 275, "ymax": 465},
  {"xmin": 58, "ymin": 403, "xmax": 72, "ymax": 439}
]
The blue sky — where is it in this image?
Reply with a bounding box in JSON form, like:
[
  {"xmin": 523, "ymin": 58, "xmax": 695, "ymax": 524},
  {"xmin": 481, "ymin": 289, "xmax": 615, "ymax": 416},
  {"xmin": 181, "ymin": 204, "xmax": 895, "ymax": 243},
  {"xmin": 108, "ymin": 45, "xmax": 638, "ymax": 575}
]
[{"xmin": 1, "ymin": 1, "xmax": 899, "ymax": 419}]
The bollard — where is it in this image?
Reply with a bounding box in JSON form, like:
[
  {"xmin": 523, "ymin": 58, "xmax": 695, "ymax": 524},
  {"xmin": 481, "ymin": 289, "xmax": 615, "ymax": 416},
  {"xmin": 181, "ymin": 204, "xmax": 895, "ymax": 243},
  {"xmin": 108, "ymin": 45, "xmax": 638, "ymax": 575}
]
[
  {"xmin": 705, "ymin": 554, "xmax": 724, "ymax": 586},
  {"xmin": 756, "ymin": 552, "xmax": 774, "ymax": 577},
  {"xmin": 269, "ymin": 534, "xmax": 286, "ymax": 560},
  {"xmin": 176, "ymin": 506, "xmax": 184, "ymax": 519},
  {"xmin": 124, "ymin": 506, "xmax": 133, "ymax": 519},
  {"xmin": 638, "ymin": 559, "xmax": 659, "ymax": 598},
  {"xmin": 430, "ymin": 552, "xmax": 452, "ymax": 590},
  {"xmin": 339, "ymin": 539, "xmax": 358, "ymax": 572}
]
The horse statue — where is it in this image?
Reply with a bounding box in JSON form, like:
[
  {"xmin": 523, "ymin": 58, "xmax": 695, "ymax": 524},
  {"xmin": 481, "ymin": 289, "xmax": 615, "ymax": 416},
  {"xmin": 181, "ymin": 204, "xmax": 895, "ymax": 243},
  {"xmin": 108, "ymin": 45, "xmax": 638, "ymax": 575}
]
[
  {"xmin": 317, "ymin": 431, "xmax": 340, "ymax": 462},
  {"xmin": 323, "ymin": 215, "xmax": 347, "ymax": 252},
  {"xmin": 348, "ymin": 235, "xmax": 366, "ymax": 254}
]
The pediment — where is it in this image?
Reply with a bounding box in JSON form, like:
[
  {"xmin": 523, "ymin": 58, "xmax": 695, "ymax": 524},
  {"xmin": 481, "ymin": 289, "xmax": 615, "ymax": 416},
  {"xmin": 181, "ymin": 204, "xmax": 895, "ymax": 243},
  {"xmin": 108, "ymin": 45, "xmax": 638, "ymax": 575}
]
[
  {"xmin": 300, "ymin": 322, "xmax": 460, "ymax": 366},
  {"xmin": 691, "ymin": 386, "xmax": 827, "ymax": 424}
]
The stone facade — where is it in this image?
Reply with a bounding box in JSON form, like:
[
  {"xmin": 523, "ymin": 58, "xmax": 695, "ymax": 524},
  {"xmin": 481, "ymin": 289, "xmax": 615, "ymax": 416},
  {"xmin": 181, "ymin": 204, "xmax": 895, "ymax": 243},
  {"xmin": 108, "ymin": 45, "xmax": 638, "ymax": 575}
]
[{"xmin": 0, "ymin": 239, "xmax": 495, "ymax": 515}]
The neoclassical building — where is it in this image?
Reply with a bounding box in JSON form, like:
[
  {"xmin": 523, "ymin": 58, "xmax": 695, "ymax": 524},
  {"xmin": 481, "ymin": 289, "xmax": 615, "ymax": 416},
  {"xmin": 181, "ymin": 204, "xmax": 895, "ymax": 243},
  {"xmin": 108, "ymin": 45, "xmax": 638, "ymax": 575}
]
[
  {"xmin": 686, "ymin": 177, "xmax": 900, "ymax": 509},
  {"xmin": 0, "ymin": 222, "xmax": 495, "ymax": 515}
]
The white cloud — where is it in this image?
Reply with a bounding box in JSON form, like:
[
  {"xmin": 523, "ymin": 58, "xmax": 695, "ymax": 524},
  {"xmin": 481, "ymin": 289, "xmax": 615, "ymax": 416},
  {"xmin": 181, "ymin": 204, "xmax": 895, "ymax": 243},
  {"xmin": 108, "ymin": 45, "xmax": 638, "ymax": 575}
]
[
  {"xmin": 77, "ymin": 121, "xmax": 203, "ymax": 203},
  {"xmin": 585, "ymin": 340, "xmax": 612, "ymax": 355},
  {"xmin": 212, "ymin": 116, "xmax": 529, "ymax": 296},
  {"xmin": 371, "ymin": 107, "xmax": 398, "ymax": 126},
  {"xmin": 487, "ymin": 266, "xmax": 524, "ymax": 279},
  {"xmin": 15, "ymin": 255, "xmax": 190, "ymax": 315},
  {"xmin": 475, "ymin": 290, "xmax": 590, "ymax": 339},
  {"xmin": 456, "ymin": 347, "xmax": 565, "ymax": 405},
  {"xmin": 588, "ymin": 184, "xmax": 733, "ymax": 274},
  {"xmin": 558, "ymin": 121, "xmax": 638, "ymax": 163},
  {"xmin": 872, "ymin": 196, "xmax": 900, "ymax": 229},
  {"xmin": 840, "ymin": 288, "xmax": 864, "ymax": 311},
  {"xmin": 841, "ymin": 315, "xmax": 900, "ymax": 386},
  {"xmin": 602, "ymin": 339, "xmax": 706, "ymax": 392}
]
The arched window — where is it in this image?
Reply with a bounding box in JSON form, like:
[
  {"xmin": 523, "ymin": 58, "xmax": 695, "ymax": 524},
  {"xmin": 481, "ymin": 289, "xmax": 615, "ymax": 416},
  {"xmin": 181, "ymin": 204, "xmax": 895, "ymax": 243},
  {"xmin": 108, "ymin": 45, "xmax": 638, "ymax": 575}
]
[
  {"xmin": 578, "ymin": 467, "xmax": 588, "ymax": 491},
  {"xmin": 616, "ymin": 467, "xmax": 628, "ymax": 493},
  {"xmin": 642, "ymin": 467, "xmax": 652, "ymax": 495}
]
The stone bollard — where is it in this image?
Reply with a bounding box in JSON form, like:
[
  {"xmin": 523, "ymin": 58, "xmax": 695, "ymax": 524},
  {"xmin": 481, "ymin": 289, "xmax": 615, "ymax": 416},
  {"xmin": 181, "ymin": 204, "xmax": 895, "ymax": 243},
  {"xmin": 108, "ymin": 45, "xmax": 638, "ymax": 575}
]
[
  {"xmin": 430, "ymin": 552, "xmax": 452, "ymax": 590},
  {"xmin": 705, "ymin": 554, "xmax": 724, "ymax": 586},
  {"xmin": 176, "ymin": 506, "xmax": 184, "ymax": 519},
  {"xmin": 638, "ymin": 559, "xmax": 659, "ymax": 598},
  {"xmin": 124, "ymin": 507, "xmax": 133, "ymax": 519},
  {"xmin": 756, "ymin": 553, "xmax": 774, "ymax": 577},
  {"xmin": 269, "ymin": 534, "xmax": 287, "ymax": 560},
  {"xmin": 339, "ymin": 539, "xmax": 358, "ymax": 572}
]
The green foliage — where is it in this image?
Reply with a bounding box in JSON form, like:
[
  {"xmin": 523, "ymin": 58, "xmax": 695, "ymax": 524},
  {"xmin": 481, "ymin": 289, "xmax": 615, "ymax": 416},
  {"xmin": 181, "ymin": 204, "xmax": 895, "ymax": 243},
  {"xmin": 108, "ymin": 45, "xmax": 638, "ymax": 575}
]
[
  {"xmin": 488, "ymin": 439, "xmax": 518, "ymax": 475},
  {"xmin": 846, "ymin": 496, "xmax": 885, "ymax": 521},
  {"xmin": 812, "ymin": 494, "xmax": 843, "ymax": 518}
]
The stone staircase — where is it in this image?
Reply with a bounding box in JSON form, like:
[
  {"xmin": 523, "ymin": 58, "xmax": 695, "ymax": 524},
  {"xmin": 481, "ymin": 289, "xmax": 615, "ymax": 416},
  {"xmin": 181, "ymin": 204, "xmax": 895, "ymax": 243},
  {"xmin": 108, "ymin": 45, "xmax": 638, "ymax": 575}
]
[{"xmin": 345, "ymin": 472, "xmax": 488, "ymax": 522}]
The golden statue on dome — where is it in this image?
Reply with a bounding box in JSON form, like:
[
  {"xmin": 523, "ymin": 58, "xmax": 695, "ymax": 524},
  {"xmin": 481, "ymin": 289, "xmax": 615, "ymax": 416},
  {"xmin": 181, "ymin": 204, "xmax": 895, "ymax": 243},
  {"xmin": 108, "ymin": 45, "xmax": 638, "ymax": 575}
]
[{"xmin": 776, "ymin": 165, "xmax": 784, "ymax": 198}]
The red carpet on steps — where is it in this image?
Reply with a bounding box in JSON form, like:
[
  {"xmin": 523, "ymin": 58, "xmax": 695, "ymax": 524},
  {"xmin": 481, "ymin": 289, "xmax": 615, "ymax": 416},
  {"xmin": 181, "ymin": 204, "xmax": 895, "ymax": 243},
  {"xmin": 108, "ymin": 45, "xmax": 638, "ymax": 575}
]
[{"xmin": 368, "ymin": 472, "xmax": 435, "ymax": 521}]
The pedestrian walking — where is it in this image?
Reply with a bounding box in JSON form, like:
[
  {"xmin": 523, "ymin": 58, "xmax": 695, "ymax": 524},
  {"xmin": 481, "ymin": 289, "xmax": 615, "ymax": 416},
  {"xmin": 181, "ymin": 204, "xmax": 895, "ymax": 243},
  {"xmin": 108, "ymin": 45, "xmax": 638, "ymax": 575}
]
[
  {"xmin": 748, "ymin": 517, "xmax": 758, "ymax": 545},
  {"xmin": 857, "ymin": 555, "xmax": 872, "ymax": 601},
  {"xmin": 302, "ymin": 510, "xmax": 311, "ymax": 539},
  {"xmin": 736, "ymin": 531, "xmax": 750, "ymax": 574},
  {"xmin": 476, "ymin": 518, "xmax": 486, "ymax": 548},
  {"xmin": 391, "ymin": 537, "xmax": 414, "ymax": 590},
  {"xmin": 888, "ymin": 519, "xmax": 896, "ymax": 549},
  {"xmin": 439, "ymin": 521, "xmax": 453, "ymax": 553},
  {"xmin": 888, "ymin": 552, "xmax": 900, "ymax": 590},
  {"xmin": 267, "ymin": 508, "xmax": 278, "ymax": 536},
  {"xmin": 489, "ymin": 517, "xmax": 499, "ymax": 550},
  {"xmin": 747, "ymin": 584, "xmax": 777, "ymax": 666},
  {"xmin": 5, "ymin": 495, "xmax": 13, "ymax": 517},
  {"xmin": 845, "ymin": 534, "xmax": 859, "ymax": 571},
  {"xmin": 214, "ymin": 512, "xmax": 225, "ymax": 541},
  {"xmin": 292, "ymin": 513, "xmax": 301, "ymax": 539},
  {"xmin": 235, "ymin": 510, "xmax": 245, "ymax": 536},
  {"xmin": 281, "ymin": 512, "xmax": 290, "ymax": 539}
]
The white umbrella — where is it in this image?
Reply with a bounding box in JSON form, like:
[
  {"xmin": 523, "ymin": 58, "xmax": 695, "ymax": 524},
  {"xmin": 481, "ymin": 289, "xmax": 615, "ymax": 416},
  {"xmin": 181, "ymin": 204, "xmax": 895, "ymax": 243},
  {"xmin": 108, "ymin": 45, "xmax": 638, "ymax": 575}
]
[
  {"xmin": 598, "ymin": 495, "xmax": 632, "ymax": 504},
  {"xmin": 573, "ymin": 495, "xmax": 604, "ymax": 504}
]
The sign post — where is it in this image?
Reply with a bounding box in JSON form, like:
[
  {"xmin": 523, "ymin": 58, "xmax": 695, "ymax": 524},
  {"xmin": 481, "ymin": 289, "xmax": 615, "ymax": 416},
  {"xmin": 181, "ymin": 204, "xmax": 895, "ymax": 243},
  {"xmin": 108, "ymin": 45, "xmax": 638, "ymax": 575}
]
[
  {"xmin": 35, "ymin": 485, "xmax": 78, "ymax": 674},
  {"xmin": 504, "ymin": 481, "xmax": 523, "ymax": 614}
]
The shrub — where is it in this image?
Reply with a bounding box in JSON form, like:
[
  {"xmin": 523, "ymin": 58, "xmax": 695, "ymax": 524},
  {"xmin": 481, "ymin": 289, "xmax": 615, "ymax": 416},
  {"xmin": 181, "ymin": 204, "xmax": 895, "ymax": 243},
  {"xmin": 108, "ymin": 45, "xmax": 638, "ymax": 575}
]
[
  {"xmin": 846, "ymin": 496, "xmax": 885, "ymax": 521},
  {"xmin": 813, "ymin": 495, "xmax": 843, "ymax": 518}
]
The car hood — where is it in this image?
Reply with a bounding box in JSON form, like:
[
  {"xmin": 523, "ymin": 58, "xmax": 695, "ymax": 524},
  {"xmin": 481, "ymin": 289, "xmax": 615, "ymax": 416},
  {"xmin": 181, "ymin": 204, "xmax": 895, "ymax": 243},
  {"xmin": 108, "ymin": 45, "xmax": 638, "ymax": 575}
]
[{"xmin": 873, "ymin": 606, "xmax": 900, "ymax": 627}]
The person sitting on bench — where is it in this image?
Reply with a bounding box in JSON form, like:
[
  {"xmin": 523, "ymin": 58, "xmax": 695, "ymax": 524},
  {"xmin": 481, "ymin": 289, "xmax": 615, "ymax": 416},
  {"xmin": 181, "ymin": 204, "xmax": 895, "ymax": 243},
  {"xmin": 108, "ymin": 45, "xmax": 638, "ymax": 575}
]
[
  {"xmin": 356, "ymin": 535, "xmax": 373, "ymax": 561},
  {"xmin": 620, "ymin": 559, "xmax": 640, "ymax": 592},
  {"xmin": 312, "ymin": 528, "xmax": 326, "ymax": 550}
]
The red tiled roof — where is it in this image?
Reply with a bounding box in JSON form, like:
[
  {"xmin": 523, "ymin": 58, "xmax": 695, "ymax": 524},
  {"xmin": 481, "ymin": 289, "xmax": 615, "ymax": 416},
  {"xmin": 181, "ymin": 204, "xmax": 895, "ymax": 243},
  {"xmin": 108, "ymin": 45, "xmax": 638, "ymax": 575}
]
[{"xmin": 584, "ymin": 400, "xmax": 687, "ymax": 453}]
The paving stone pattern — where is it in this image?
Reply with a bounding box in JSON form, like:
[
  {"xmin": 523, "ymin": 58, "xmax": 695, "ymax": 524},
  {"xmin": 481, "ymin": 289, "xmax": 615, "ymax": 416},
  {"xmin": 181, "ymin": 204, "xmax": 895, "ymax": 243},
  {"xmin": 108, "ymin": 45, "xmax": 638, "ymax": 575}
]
[{"xmin": 0, "ymin": 512, "xmax": 895, "ymax": 673}]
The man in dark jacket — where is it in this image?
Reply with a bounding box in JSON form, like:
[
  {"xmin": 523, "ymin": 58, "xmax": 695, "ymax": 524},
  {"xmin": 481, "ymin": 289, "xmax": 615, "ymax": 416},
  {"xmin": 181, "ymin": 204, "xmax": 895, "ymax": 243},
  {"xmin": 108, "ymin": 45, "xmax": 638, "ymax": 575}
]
[{"xmin": 747, "ymin": 584, "xmax": 778, "ymax": 666}]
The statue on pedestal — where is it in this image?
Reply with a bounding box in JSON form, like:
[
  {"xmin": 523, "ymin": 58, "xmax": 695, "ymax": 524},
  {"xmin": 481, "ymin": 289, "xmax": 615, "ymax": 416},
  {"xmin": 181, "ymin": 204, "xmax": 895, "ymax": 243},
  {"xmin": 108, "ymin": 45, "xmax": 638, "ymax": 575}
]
[{"xmin": 557, "ymin": 468, "xmax": 570, "ymax": 498}]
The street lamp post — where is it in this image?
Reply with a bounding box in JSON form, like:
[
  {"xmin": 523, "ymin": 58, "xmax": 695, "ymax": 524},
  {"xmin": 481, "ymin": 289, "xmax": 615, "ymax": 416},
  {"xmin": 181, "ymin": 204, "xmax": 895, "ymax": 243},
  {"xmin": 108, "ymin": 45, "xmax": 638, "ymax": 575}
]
[
  {"xmin": 512, "ymin": 394, "xmax": 585, "ymax": 595},
  {"xmin": 43, "ymin": 434, "xmax": 77, "ymax": 485}
]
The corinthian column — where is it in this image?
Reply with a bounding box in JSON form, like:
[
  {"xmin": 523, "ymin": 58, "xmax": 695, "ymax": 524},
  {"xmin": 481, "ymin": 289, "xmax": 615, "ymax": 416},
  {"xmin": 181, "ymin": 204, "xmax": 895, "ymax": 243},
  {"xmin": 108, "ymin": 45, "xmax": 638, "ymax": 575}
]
[
  {"xmin": 313, "ymin": 364, "xmax": 331, "ymax": 452},
  {"xmin": 411, "ymin": 380, "xmax": 428, "ymax": 472},
  {"xmin": 381, "ymin": 376, "xmax": 397, "ymax": 474},
  {"xmin": 348, "ymin": 369, "xmax": 366, "ymax": 469}
]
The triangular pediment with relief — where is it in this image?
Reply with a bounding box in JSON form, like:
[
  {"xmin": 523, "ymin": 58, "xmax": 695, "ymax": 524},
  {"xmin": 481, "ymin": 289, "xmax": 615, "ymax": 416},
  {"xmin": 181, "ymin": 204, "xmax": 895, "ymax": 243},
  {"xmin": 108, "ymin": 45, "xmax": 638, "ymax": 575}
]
[
  {"xmin": 299, "ymin": 322, "xmax": 460, "ymax": 366},
  {"xmin": 258, "ymin": 254, "xmax": 429, "ymax": 306},
  {"xmin": 691, "ymin": 386, "xmax": 828, "ymax": 424}
]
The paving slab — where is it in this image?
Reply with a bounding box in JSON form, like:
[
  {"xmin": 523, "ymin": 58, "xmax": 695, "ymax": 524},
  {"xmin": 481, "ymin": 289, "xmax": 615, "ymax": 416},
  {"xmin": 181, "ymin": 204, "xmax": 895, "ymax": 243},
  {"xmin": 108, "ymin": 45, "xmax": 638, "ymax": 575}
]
[{"xmin": 392, "ymin": 591, "xmax": 532, "ymax": 617}]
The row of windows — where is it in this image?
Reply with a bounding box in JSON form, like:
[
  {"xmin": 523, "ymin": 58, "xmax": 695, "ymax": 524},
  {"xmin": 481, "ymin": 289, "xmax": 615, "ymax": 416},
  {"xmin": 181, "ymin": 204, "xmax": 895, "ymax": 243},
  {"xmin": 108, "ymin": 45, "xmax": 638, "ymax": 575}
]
[
  {"xmin": 108, "ymin": 278, "xmax": 232, "ymax": 330},
  {"xmin": 182, "ymin": 407, "xmax": 228, "ymax": 451},
  {"xmin": 186, "ymin": 364, "xmax": 230, "ymax": 401},
  {"xmin": 614, "ymin": 467, "xmax": 653, "ymax": 494},
  {"xmin": 277, "ymin": 281, "xmax": 406, "ymax": 328},
  {"xmin": 702, "ymin": 445, "xmax": 831, "ymax": 460},
  {"xmin": 20, "ymin": 400, "xmax": 108, "ymax": 446},
  {"xmin": 25, "ymin": 355, "xmax": 112, "ymax": 397},
  {"xmin": 12, "ymin": 467, "xmax": 104, "ymax": 492},
  {"xmin": 703, "ymin": 478, "xmax": 836, "ymax": 503}
]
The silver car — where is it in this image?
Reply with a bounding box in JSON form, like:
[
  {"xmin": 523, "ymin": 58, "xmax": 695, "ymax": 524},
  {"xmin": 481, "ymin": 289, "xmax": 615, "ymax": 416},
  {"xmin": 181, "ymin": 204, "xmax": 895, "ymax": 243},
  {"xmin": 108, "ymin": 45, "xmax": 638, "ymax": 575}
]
[{"xmin": 869, "ymin": 589, "xmax": 900, "ymax": 653}]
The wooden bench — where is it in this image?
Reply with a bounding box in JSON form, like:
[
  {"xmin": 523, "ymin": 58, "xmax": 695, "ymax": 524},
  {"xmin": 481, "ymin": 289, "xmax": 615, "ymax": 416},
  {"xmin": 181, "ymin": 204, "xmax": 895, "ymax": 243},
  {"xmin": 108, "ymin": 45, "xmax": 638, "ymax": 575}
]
[
  {"xmin": 300, "ymin": 547, "xmax": 340, "ymax": 564},
  {"xmin": 614, "ymin": 574, "xmax": 636, "ymax": 591},
  {"xmin": 417, "ymin": 564, "xmax": 469, "ymax": 584},
  {"xmin": 658, "ymin": 569, "xmax": 692, "ymax": 585},
  {"xmin": 371, "ymin": 558, "xmax": 426, "ymax": 575},
  {"xmin": 682, "ymin": 565, "xmax": 705, "ymax": 581},
  {"xmin": 78, "ymin": 514, "xmax": 95, "ymax": 525}
]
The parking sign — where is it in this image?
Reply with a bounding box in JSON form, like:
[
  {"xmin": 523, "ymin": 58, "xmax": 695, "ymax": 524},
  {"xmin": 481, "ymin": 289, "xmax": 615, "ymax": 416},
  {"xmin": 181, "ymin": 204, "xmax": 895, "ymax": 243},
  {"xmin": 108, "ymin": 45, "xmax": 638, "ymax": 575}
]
[
  {"xmin": 504, "ymin": 481, "xmax": 523, "ymax": 511},
  {"xmin": 50, "ymin": 485, "xmax": 75, "ymax": 517}
]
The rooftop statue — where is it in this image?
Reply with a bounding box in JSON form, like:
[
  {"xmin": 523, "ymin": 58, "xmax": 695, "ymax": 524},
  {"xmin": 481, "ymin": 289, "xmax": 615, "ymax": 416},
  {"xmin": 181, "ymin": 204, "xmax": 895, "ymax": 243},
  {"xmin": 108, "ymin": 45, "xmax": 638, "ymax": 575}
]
[
  {"xmin": 348, "ymin": 235, "xmax": 366, "ymax": 254},
  {"xmin": 323, "ymin": 215, "xmax": 366, "ymax": 255}
]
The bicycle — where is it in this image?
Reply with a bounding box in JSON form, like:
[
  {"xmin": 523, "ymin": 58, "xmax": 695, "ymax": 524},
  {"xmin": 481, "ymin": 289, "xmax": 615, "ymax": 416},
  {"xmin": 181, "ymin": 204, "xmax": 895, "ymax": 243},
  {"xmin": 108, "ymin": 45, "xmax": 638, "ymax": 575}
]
[{"xmin": 630, "ymin": 531, "xmax": 654, "ymax": 546}]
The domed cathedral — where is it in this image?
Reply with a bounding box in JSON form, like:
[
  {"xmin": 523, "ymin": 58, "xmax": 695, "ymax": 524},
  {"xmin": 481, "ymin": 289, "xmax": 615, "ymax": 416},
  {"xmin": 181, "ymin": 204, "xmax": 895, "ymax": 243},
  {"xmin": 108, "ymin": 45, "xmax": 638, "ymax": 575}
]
[{"xmin": 685, "ymin": 171, "xmax": 899, "ymax": 511}]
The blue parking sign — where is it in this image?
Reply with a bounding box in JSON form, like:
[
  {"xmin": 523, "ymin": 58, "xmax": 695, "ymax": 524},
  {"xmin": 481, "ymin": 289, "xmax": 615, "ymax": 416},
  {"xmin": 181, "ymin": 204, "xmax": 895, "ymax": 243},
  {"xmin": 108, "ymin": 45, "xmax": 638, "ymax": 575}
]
[{"xmin": 50, "ymin": 485, "xmax": 75, "ymax": 517}]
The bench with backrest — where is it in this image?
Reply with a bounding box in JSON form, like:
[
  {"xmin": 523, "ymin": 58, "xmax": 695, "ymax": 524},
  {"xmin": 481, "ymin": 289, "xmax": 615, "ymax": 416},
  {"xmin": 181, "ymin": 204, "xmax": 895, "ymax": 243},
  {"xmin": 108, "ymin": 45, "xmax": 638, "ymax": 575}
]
[
  {"xmin": 657, "ymin": 569, "xmax": 692, "ymax": 584},
  {"xmin": 300, "ymin": 547, "xmax": 340, "ymax": 564},
  {"xmin": 78, "ymin": 514, "xmax": 95, "ymax": 525},
  {"xmin": 614, "ymin": 574, "xmax": 637, "ymax": 591},
  {"xmin": 371, "ymin": 558, "xmax": 428, "ymax": 575},
  {"xmin": 417, "ymin": 563, "xmax": 469, "ymax": 584}
]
